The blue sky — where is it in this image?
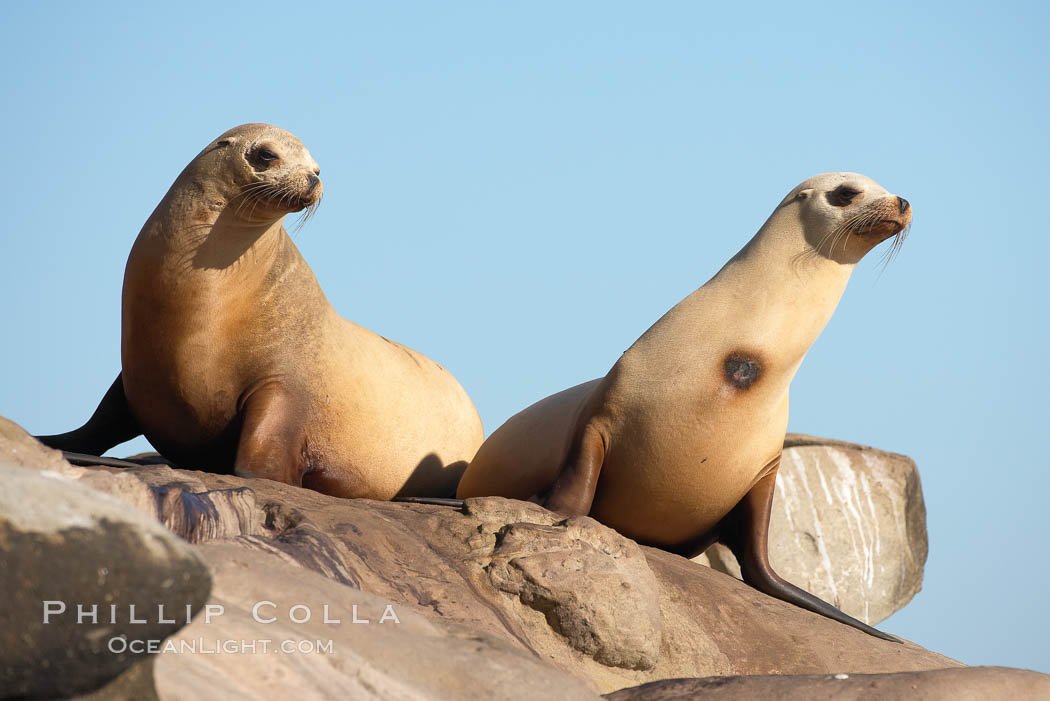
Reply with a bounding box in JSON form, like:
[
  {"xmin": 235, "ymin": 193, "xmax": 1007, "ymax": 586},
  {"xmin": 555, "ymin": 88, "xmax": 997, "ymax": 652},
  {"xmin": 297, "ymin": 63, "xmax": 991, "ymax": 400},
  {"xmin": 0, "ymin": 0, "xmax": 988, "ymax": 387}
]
[{"xmin": 2, "ymin": 1, "xmax": 1047, "ymax": 673}]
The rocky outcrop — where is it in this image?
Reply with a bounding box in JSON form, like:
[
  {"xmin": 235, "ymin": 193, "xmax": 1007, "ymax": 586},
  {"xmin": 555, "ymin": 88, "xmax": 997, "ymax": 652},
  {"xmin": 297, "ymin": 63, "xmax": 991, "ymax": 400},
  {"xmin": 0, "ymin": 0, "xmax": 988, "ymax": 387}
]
[
  {"xmin": 695, "ymin": 434, "xmax": 928, "ymax": 624},
  {"xmin": 0, "ymin": 460, "xmax": 210, "ymax": 699},
  {"xmin": 157, "ymin": 542, "xmax": 601, "ymax": 701},
  {"xmin": 484, "ymin": 512, "xmax": 663, "ymax": 671},
  {"xmin": 6, "ymin": 416, "xmax": 1045, "ymax": 698},
  {"xmin": 604, "ymin": 666, "xmax": 1050, "ymax": 700},
  {"xmin": 0, "ymin": 417, "xmax": 959, "ymax": 696}
]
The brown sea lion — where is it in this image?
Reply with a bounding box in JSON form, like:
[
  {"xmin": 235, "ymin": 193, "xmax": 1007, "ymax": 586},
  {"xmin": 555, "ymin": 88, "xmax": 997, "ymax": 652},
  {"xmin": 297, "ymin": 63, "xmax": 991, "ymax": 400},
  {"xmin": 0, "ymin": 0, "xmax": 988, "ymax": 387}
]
[
  {"xmin": 457, "ymin": 172, "xmax": 912, "ymax": 640},
  {"xmin": 38, "ymin": 123, "xmax": 483, "ymax": 499}
]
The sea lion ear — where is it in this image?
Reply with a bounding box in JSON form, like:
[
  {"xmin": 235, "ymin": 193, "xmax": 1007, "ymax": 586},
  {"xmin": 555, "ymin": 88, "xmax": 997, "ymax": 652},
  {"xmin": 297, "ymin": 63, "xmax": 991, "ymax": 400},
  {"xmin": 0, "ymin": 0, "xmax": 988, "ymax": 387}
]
[
  {"xmin": 796, "ymin": 188, "xmax": 814, "ymax": 201},
  {"xmin": 206, "ymin": 138, "xmax": 234, "ymax": 155}
]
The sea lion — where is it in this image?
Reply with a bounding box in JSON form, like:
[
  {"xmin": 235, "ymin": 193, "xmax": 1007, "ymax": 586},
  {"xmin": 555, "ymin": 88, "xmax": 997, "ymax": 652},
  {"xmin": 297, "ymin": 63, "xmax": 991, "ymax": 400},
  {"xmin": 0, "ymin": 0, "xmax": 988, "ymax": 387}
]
[
  {"xmin": 457, "ymin": 172, "xmax": 911, "ymax": 640},
  {"xmin": 37, "ymin": 123, "xmax": 483, "ymax": 499}
]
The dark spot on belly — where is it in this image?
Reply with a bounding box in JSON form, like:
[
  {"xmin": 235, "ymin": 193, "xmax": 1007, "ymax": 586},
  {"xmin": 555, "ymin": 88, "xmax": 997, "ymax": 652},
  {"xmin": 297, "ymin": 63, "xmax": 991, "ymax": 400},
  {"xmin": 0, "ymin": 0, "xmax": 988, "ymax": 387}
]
[{"xmin": 725, "ymin": 353, "xmax": 761, "ymax": 390}]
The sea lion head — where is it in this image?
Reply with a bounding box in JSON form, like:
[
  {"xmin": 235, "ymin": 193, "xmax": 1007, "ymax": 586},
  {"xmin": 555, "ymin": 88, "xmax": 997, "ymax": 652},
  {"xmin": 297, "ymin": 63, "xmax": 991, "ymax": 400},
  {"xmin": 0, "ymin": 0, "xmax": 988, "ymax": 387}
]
[
  {"xmin": 784, "ymin": 172, "xmax": 912, "ymax": 264},
  {"xmin": 189, "ymin": 123, "xmax": 323, "ymax": 224}
]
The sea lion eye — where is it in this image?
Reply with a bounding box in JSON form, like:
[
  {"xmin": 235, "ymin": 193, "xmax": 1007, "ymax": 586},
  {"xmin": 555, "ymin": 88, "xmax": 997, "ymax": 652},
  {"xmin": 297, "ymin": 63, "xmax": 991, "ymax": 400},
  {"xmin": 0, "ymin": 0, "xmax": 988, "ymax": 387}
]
[
  {"xmin": 827, "ymin": 186, "xmax": 861, "ymax": 207},
  {"xmin": 258, "ymin": 149, "xmax": 279, "ymax": 162}
]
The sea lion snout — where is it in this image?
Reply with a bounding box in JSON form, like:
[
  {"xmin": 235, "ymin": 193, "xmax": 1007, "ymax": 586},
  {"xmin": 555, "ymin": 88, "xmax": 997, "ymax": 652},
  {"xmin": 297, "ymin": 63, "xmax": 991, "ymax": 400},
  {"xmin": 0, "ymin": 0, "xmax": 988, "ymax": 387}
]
[
  {"xmin": 848, "ymin": 193, "xmax": 911, "ymax": 241},
  {"xmin": 299, "ymin": 171, "xmax": 323, "ymax": 205},
  {"xmin": 285, "ymin": 169, "xmax": 323, "ymax": 210},
  {"xmin": 892, "ymin": 194, "xmax": 913, "ymax": 230}
]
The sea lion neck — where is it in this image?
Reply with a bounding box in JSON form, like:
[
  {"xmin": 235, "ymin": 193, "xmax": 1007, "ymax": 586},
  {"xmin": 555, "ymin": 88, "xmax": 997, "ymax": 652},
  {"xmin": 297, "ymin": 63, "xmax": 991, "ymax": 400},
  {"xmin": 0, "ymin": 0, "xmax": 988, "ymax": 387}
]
[
  {"xmin": 134, "ymin": 175, "xmax": 290, "ymax": 274},
  {"xmin": 622, "ymin": 208, "xmax": 856, "ymax": 378},
  {"xmin": 719, "ymin": 209, "xmax": 857, "ymax": 317}
]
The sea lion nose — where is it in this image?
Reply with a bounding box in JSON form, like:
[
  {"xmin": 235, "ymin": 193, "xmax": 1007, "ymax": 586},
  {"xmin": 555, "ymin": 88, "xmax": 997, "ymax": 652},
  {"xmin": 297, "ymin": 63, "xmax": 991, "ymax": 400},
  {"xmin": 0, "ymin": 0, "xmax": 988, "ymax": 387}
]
[
  {"xmin": 306, "ymin": 173, "xmax": 320, "ymax": 194},
  {"xmin": 898, "ymin": 197, "xmax": 910, "ymax": 214}
]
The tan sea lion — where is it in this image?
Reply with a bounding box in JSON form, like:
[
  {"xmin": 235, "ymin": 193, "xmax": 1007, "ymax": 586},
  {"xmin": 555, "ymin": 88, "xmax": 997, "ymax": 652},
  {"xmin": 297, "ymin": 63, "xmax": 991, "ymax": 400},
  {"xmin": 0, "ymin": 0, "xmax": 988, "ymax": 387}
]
[
  {"xmin": 37, "ymin": 123, "xmax": 483, "ymax": 499},
  {"xmin": 457, "ymin": 172, "xmax": 912, "ymax": 640}
]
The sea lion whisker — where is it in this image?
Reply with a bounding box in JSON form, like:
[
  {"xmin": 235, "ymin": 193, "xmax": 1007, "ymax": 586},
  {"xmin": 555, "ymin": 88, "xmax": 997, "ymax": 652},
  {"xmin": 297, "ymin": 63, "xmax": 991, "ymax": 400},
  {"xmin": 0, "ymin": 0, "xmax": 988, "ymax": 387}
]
[
  {"xmin": 246, "ymin": 186, "xmax": 275, "ymax": 220},
  {"xmin": 841, "ymin": 229, "xmax": 854, "ymax": 256},
  {"xmin": 825, "ymin": 229, "xmax": 842, "ymax": 257},
  {"xmin": 282, "ymin": 185, "xmax": 298, "ymax": 209},
  {"xmin": 232, "ymin": 183, "xmax": 270, "ymax": 210},
  {"xmin": 845, "ymin": 210, "xmax": 872, "ymax": 233},
  {"xmin": 826, "ymin": 209, "xmax": 877, "ymax": 257},
  {"xmin": 790, "ymin": 249, "xmax": 813, "ymax": 274},
  {"xmin": 235, "ymin": 183, "xmax": 273, "ymax": 205},
  {"xmin": 286, "ymin": 183, "xmax": 302, "ymax": 209},
  {"xmin": 833, "ymin": 217, "xmax": 860, "ymax": 254},
  {"xmin": 825, "ymin": 221, "xmax": 853, "ymax": 256},
  {"xmin": 875, "ymin": 244, "xmax": 895, "ymax": 279},
  {"xmin": 874, "ymin": 224, "xmax": 910, "ymax": 279},
  {"xmin": 238, "ymin": 182, "xmax": 272, "ymax": 195},
  {"xmin": 292, "ymin": 196, "xmax": 321, "ymax": 236},
  {"xmin": 290, "ymin": 202, "xmax": 313, "ymax": 236},
  {"xmin": 797, "ymin": 227, "xmax": 838, "ymax": 265},
  {"xmin": 256, "ymin": 183, "xmax": 283, "ymax": 208},
  {"xmin": 305, "ymin": 194, "xmax": 323, "ymax": 228},
  {"xmin": 812, "ymin": 223, "xmax": 844, "ymax": 259},
  {"xmin": 888, "ymin": 225, "xmax": 909, "ymax": 263},
  {"xmin": 242, "ymin": 190, "xmax": 262, "ymax": 220},
  {"xmin": 271, "ymin": 183, "xmax": 294, "ymax": 210},
  {"xmin": 234, "ymin": 186, "xmax": 269, "ymax": 217}
]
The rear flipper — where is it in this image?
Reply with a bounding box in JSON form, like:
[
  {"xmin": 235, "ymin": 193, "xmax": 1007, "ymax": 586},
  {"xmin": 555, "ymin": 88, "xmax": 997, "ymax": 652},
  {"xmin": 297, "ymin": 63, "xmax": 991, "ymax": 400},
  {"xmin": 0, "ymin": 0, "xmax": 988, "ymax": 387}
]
[
  {"xmin": 60, "ymin": 452, "xmax": 149, "ymax": 469},
  {"xmin": 35, "ymin": 373, "xmax": 143, "ymax": 457},
  {"xmin": 716, "ymin": 457, "xmax": 900, "ymax": 643},
  {"xmin": 392, "ymin": 496, "xmax": 466, "ymax": 508}
]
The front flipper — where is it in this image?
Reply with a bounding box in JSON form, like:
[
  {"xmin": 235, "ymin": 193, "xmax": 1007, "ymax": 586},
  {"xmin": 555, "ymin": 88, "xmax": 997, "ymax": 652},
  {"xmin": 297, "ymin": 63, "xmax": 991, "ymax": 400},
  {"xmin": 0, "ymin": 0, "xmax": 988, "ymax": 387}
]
[
  {"xmin": 536, "ymin": 422, "xmax": 606, "ymax": 516},
  {"xmin": 233, "ymin": 383, "xmax": 308, "ymax": 487},
  {"xmin": 718, "ymin": 457, "xmax": 899, "ymax": 642},
  {"xmin": 35, "ymin": 373, "xmax": 142, "ymax": 456}
]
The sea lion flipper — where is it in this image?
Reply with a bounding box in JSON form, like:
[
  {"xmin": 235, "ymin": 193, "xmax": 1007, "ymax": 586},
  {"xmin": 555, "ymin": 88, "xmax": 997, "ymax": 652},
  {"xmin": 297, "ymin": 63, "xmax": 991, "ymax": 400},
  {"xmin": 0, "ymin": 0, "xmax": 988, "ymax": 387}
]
[
  {"xmin": 719, "ymin": 458, "xmax": 900, "ymax": 643},
  {"xmin": 233, "ymin": 384, "xmax": 308, "ymax": 487},
  {"xmin": 35, "ymin": 373, "xmax": 142, "ymax": 456},
  {"xmin": 539, "ymin": 423, "xmax": 606, "ymax": 516}
]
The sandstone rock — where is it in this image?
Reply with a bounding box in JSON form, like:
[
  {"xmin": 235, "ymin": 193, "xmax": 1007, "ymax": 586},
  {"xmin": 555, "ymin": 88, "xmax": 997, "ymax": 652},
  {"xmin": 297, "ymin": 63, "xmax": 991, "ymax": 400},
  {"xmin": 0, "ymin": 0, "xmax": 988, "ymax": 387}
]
[
  {"xmin": 74, "ymin": 658, "xmax": 158, "ymax": 701},
  {"xmin": 603, "ymin": 666, "xmax": 1050, "ymax": 700},
  {"xmin": 0, "ymin": 419, "xmax": 265, "ymax": 542},
  {"xmin": 485, "ymin": 515, "xmax": 663, "ymax": 671},
  {"xmin": 0, "ymin": 417, "xmax": 956, "ymax": 695},
  {"xmin": 0, "ymin": 462, "xmax": 210, "ymax": 699},
  {"xmin": 694, "ymin": 434, "xmax": 928, "ymax": 624},
  {"xmin": 0, "ymin": 414, "xmax": 73, "ymax": 472},
  {"xmin": 155, "ymin": 542, "xmax": 602, "ymax": 701}
]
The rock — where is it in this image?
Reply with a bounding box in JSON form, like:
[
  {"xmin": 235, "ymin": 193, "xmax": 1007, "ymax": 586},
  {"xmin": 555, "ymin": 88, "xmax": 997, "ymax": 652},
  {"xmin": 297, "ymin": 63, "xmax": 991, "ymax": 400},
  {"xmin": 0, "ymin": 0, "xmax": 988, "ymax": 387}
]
[
  {"xmin": 0, "ymin": 414, "xmax": 73, "ymax": 472},
  {"xmin": 0, "ymin": 417, "xmax": 956, "ymax": 695},
  {"xmin": 694, "ymin": 434, "xmax": 928, "ymax": 624},
  {"xmin": 0, "ymin": 418, "xmax": 265, "ymax": 542},
  {"xmin": 0, "ymin": 462, "xmax": 211, "ymax": 699},
  {"xmin": 485, "ymin": 515, "xmax": 663, "ymax": 671},
  {"xmin": 603, "ymin": 666, "xmax": 1050, "ymax": 700},
  {"xmin": 74, "ymin": 658, "xmax": 158, "ymax": 701},
  {"xmin": 155, "ymin": 542, "xmax": 602, "ymax": 701}
]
